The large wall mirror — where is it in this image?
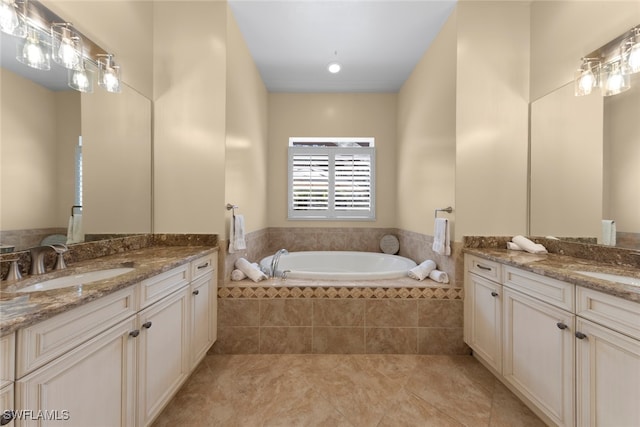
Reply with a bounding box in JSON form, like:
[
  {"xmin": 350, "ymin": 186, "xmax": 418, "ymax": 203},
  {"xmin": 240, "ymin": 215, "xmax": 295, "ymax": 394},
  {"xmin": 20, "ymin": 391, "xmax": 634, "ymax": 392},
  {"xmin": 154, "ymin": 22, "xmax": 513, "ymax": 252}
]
[
  {"xmin": 530, "ymin": 71, "xmax": 640, "ymax": 250},
  {"xmin": 0, "ymin": 10, "xmax": 152, "ymax": 252}
]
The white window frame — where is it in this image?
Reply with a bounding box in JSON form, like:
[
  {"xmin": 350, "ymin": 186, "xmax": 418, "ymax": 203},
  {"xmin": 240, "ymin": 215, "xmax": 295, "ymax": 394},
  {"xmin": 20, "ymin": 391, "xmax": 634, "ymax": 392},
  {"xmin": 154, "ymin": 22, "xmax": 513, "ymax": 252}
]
[{"xmin": 288, "ymin": 137, "xmax": 375, "ymax": 220}]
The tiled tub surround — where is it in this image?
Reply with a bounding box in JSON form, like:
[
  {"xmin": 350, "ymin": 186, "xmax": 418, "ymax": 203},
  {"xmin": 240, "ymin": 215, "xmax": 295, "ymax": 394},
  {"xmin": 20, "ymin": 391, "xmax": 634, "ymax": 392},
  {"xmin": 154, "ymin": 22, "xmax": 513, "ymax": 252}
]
[
  {"xmin": 222, "ymin": 227, "xmax": 463, "ymax": 285},
  {"xmin": 214, "ymin": 277, "xmax": 468, "ymax": 355},
  {"xmin": 0, "ymin": 234, "xmax": 218, "ymax": 335}
]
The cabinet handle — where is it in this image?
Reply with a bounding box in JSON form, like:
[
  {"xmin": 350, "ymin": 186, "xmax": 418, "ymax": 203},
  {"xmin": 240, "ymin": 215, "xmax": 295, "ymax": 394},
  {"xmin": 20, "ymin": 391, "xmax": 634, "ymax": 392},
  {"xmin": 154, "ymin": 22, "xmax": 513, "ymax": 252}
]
[
  {"xmin": 129, "ymin": 330, "xmax": 140, "ymax": 338},
  {"xmin": 192, "ymin": 290, "xmax": 200, "ymax": 295},
  {"xmin": 575, "ymin": 332, "xmax": 587, "ymax": 340},
  {"xmin": 477, "ymin": 264, "xmax": 492, "ymax": 271},
  {"xmin": 142, "ymin": 321, "xmax": 153, "ymax": 329},
  {"xmin": 490, "ymin": 291, "xmax": 499, "ymax": 297},
  {"xmin": 1, "ymin": 410, "xmax": 15, "ymax": 425},
  {"xmin": 556, "ymin": 322, "xmax": 568, "ymax": 330},
  {"xmin": 197, "ymin": 262, "xmax": 210, "ymax": 270}
]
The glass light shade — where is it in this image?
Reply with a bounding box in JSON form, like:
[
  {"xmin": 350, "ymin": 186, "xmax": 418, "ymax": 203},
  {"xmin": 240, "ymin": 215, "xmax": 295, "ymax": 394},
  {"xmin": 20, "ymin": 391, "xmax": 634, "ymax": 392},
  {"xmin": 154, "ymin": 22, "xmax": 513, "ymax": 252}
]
[
  {"xmin": 16, "ymin": 27, "xmax": 50, "ymax": 70},
  {"xmin": 98, "ymin": 55, "xmax": 121, "ymax": 93},
  {"xmin": 574, "ymin": 60, "xmax": 599, "ymax": 96},
  {"xmin": 601, "ymin": 62, "xmax": 630, "ymax": 96},
  {"xmin": 52, "ymin": 24, "xmax": 83, "ymax": 70},
  {"xmin": 626, "ymin": 41, "xmax": 640, "ymax": 73},
  {"xmin": 68, "ymin": 64, "xmax": 93, "ymax": 93},
  {"xmin": 0, "ymin": 0, "xmax": 26, "ymax": 37}
]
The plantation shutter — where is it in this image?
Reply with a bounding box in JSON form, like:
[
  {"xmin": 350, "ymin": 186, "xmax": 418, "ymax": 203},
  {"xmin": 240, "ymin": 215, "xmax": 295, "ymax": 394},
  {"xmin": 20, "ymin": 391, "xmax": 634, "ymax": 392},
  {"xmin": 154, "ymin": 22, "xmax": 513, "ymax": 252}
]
[
  {"xmin": 291, "ymin": 154, "xmax": 329, "ymax": 211},
  {"xmin": 288, "ymin": 139, "xmax": 375, "ymax": 220}
]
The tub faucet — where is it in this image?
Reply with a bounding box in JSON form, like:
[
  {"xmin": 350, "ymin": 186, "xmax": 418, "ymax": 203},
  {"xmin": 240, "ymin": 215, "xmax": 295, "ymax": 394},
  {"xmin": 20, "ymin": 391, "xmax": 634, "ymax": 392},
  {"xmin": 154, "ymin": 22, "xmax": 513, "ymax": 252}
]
[
  {"xmin": 29, "ymin": 244, "xmax": 68, "ymax": 275},
  {"xmin": 270, "ymin": 249, "xmax": 288, "ymax": 278}
]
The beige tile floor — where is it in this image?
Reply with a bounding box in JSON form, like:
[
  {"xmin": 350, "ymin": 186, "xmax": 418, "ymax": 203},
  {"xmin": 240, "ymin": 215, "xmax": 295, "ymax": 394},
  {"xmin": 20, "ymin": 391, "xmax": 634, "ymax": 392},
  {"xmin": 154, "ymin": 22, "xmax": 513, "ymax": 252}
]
[{"xmin": 152, "ymin": 354, "xmax": 545, "ymax": 427}]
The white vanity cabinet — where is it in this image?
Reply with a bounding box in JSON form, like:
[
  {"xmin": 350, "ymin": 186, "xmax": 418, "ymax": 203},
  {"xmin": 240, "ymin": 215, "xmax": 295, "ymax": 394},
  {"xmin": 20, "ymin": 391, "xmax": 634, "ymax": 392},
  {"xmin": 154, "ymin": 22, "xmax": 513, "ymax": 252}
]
[
  {"xmin": 463, "ymin": 256, "xmax": 503, "ymax": 372},
  {"xmin": 575, "ymin": 287, "xmax": 640, "ymax": 427},
  {"xmin": 11, "ymin": 251, "xmax": 218, "ymax": 427},
  {"xmin": 189, "ymin": 254, "xmax": 217, "ymax": 369},
  {"xmin": 136, "ymin": 286, "xmax": 190, "ymax": 427},
  {"xmin": 465, "ymin": 253, "xmax": 640, "ymax": 427},
  {"xmin": 1, "ymin": 333, "xmax": 15, "ymax": 426}
]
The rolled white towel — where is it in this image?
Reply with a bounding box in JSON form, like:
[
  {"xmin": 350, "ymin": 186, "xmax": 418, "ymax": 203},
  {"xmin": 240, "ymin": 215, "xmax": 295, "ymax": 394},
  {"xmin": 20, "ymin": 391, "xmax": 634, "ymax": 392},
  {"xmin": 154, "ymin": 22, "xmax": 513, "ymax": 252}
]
[
  {"xmin": 428, "ymin": 269, "xmax": 449, "ymax": 283},
  {"xmin": 511, "ymin": 235, "xmax": 548, "ymax": 254},
  {"xmin": 506, "ymin": 242, "xmax": 523, "ymax": 251},
  {"xmin": 408, "ymin": 260, "xmax": 436, "ymax": 281},
  {"xmin": 230, "ymin": 269, "xmax": 246, "ymax": 281},
  {"xmin": 235, "ymin": 258, "xmax": 267, "ymax": 282}
]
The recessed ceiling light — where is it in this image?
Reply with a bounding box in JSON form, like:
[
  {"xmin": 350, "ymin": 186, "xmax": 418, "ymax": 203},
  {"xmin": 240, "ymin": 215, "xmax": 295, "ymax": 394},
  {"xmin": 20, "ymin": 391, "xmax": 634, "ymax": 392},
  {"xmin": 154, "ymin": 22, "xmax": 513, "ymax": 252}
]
[{"xmin": 327, "ymin": 62, "xmax": 341, "ymax": 74}]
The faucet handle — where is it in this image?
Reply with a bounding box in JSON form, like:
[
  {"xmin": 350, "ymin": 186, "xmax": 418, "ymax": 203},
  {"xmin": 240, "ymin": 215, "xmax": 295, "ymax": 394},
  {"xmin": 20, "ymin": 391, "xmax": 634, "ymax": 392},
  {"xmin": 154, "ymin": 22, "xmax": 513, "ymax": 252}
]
[
  {"xmin": 3, "ymin": 259, "xmax": 22, "ymax": 282},
  {"xmin": 49, "ymin": 244, "xmax": 68, "ymax": 254}
]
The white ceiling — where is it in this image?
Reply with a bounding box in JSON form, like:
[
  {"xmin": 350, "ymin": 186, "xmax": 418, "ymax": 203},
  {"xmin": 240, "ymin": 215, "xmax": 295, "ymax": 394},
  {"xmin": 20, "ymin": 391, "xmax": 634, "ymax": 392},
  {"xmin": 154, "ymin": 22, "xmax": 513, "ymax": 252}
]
[{"xmin": 228, "ymin": 0, "xmax": 458, "ymax": 93}]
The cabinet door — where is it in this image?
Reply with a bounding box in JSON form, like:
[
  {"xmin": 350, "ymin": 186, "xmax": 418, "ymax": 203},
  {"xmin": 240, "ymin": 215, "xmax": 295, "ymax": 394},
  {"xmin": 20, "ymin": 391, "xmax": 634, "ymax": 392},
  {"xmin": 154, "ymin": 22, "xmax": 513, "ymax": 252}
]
[
  {"xmin": 576, "ymin": 318, "xmax": 640, "ymax": 427},
  {"xmin": 190, "ymin": 272, "xmax": 216, "ymax": 369},
  {"xmin": 503, "ymin": 287, "xmax": 574, "ymax": 427},
  {"xmin": 1, "ymin": 384, "xmax": 14, "ymax": 425},
  {"xmin": 15, "ymin": 318, "xmax": 137, "ymax": 427},
  {"xmin": 137, "ymin": 287, "xmax": 190, "ymax": 427},
  {"xmin": 464, "ymin": 273, "xmax": 502, "ymax": 372}
]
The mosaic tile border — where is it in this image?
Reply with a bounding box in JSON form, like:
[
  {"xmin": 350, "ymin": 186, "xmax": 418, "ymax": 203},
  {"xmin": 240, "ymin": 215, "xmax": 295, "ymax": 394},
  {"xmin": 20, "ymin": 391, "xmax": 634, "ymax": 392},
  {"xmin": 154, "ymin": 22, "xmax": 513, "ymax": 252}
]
[{"xmin": 218, "ymin": 286, "xmax": 463, "ymax": 300}]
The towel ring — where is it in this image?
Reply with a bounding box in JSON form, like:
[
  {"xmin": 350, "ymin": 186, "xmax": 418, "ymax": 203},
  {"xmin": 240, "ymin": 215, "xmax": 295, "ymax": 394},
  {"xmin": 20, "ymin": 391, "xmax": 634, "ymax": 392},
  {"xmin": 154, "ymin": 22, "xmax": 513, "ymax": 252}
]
[{"xmin": 434, "ymin": 206, "xmax": 453, "ymax": 219}]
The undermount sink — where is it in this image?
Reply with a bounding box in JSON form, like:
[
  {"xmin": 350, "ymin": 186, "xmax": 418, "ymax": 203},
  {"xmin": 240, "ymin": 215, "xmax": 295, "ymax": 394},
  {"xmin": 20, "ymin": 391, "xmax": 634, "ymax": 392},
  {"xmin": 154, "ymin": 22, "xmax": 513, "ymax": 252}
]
[
  {"xmin": 16, "ymin": 267, "xmax": 135, "ymax": 293},
  {"xmin": 576, "ymin": 271, "xmax": 640, "ymax": 287}
]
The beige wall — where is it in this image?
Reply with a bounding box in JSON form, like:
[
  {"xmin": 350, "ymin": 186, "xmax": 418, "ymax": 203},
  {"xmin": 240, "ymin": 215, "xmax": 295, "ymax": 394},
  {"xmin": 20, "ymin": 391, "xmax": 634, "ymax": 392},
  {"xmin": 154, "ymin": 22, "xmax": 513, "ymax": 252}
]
[
  {"xmin": 530, "ymin": 1, "xmax": 640, "ymax": 102},
  {"xmin": 603, "ymin": 74, "xmax": 640, "ymax": 234},
  {"xmin": 42, "ymin": 0, "xmax": 154, "ymax": 99},
  {"xmin": 397, "ymin": 9, "xmax": 457, "ymax": 237},
  {"xmin": 454, "ymin": 1, "xmax": 530, "ymax": 240},
  {"xmin": 1, "ymin": 69, "xmax": 79, "ymax": 231},
  {"xmin": 530, "ymin": 82, "xmax": 603, "ymax": 238},
  {"xmin": 267, "ymin": 93, "xmax": 398, "ymax": 228},
  {"xmin": 225, "ymin": 7, "xmax": 269, "ymax": 236},
  {"xmin": 55, "ymin": 91, "xmax": 82, "ymax": 227},
  {"xmin": 82, "ymin": 84, "xmax": 152, "ymax": 234},
  {"xmin": 153, "ymin": 1, "xmax": 227, "ymax": 235}
]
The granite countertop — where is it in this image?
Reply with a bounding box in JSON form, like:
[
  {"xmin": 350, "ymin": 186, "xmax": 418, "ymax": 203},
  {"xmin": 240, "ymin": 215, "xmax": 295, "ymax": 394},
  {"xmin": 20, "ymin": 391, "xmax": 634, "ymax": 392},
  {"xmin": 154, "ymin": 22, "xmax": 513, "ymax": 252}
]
[
  {"xmin": 463, "ymin": 247, "xmax": 640, "ymax": 303},
  {"xmin": 0, "ymin": 245, "xmax": 217, "ymax": 336}
]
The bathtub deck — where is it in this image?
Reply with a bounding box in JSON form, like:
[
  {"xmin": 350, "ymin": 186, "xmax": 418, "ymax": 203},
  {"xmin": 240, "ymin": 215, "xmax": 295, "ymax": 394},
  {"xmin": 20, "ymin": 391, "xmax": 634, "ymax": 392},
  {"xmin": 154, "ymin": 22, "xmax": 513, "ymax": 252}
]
[{"xmin": 223, "ymin": 276, "xmax": 451, "ymax": 288}]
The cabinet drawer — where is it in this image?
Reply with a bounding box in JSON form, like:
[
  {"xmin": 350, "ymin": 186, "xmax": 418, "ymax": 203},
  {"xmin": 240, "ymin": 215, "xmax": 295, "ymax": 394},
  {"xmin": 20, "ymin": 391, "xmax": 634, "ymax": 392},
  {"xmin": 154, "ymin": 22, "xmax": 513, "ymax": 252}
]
[
  {"xmin": 139, "ymin": 264, "xmax": 189, "ymax": 309},
  {"xmin": 577, "ymin": 287, "xmax": 640, "ymax": 340},
  {"xmin": 0, "ymin": 333, "xmax": 15, "ymax": 388},
  {"xmin": 466, "ymin": 255, "xmax": 501, "ymax": 282},
  {"xmin": 503, "ymin": 266, "xmax": 574, "ymax": 312},
  {"xmin": 191, "ymin": 253, "xmax": 216, "ymax": 281},
  {"xmin": 17, "ymin": 286, "xmax": 137, "ymax": 378}
]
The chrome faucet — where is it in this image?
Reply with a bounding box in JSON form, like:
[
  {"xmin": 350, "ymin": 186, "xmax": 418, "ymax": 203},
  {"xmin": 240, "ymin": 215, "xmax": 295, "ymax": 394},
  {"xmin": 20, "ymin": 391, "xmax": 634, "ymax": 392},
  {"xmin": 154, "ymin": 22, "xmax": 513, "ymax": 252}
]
[
  {"xmin": 270, "ymin": 248, "xmax": 288, "ymax": 278},
  {"xmin": 29, "ymin": 244, "xmax": 68, "ymax": 275}
]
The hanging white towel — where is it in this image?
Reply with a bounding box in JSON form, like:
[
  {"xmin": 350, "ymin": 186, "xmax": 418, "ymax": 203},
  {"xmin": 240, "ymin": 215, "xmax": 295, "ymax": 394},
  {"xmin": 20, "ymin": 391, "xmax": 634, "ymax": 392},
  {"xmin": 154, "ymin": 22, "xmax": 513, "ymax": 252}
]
[
  {"xmin": 432, "ymin": 218, "xmax": 451, "ymax": 256},
  {"xmin": 229, "ymin": 214, "xmax": 247, "ymax": 253},
  {"xmin": 408, "ymin": 260, "xmax": 436, "ymax": 281},
  {"xmin": 602, "ymin": 220, "xmax": 616, "ymax": 246},
  {"xmin": 66, "ymin": 214, "xmax": 84, "ymax": 244}
]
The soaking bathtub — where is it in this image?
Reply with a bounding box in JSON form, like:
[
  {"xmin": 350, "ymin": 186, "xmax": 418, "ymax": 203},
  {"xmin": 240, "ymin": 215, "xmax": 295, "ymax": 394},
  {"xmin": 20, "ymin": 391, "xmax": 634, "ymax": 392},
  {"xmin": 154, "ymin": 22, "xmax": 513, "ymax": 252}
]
[{"xmin": 259, "ymin": 251, "xmax": 417, "ymax": 280}]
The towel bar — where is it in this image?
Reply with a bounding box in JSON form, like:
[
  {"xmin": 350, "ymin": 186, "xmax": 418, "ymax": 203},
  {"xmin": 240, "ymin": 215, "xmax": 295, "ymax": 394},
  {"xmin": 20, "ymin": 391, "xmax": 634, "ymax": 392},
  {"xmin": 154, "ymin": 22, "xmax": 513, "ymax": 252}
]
[
  {"xmin": 226, "ymin": 203, "xmax": 238, "ymax": 218},
  {"xmin": 434, "ymin": 206, "xmax": 453, "ymax": 219}
]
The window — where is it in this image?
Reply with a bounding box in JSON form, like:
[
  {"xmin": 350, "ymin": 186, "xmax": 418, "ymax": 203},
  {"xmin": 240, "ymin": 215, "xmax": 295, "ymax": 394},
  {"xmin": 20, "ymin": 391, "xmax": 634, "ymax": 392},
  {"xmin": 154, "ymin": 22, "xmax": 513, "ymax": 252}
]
[{"xmin": 288, "ymin": 137, "xmax": 375, "ymax": 220}]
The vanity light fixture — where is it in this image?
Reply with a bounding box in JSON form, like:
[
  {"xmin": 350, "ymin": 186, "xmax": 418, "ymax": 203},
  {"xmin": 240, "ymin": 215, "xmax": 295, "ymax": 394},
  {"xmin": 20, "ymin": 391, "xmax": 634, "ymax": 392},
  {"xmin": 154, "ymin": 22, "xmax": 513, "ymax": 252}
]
[
  {"xmin": 16, "ymin": 25, "xmax": 50, "ymax": 70},
  {"xmin": 51, "ymin": 23, "xmax": 82, "ymax": 70},
  {"xmin": 97, "ymin": 54, "xmax": 121, "ymax": 93},
  {"xmin": 0, "ymin": 0, "xmax": 26, "ymax": 38},
  {"xmin": 68, "ymin": 61, "xmax": 93, "ymax": 93},
  {"xmin": 574, "ymin": 58, "xmax": 600, "ymax": 96}
]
